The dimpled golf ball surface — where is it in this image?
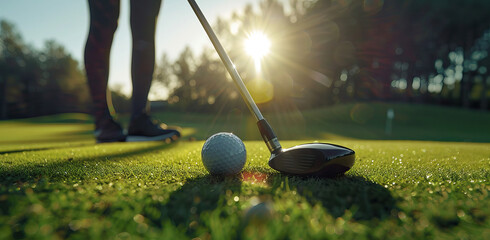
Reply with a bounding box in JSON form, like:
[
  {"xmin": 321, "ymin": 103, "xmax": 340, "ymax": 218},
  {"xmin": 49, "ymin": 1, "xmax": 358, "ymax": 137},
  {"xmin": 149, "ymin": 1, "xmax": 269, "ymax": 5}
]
[{"xmin": 201, "ymin": 132, "xmax": 246, "ymax": 175}]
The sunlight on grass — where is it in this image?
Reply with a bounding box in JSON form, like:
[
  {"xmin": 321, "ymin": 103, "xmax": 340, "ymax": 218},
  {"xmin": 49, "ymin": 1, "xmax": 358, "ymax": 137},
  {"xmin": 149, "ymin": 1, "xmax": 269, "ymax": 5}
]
[
  {"xmin": 319, "ymin": 132, "xmax": 357, "ymax": 140},
  {"xmin": 177, "ymin": 127, "xmax": 197, "ymax": 138},
  {"xmin": 0, "ymin": 123, "xmax": 93, "ymax": 143},
  {"xmin": 1, "ymin": 139, "xmax": 489, "ymax": 239},
  {"xmin": 0, "ymin": 105, "xmax": 489, "ymax": 238}
]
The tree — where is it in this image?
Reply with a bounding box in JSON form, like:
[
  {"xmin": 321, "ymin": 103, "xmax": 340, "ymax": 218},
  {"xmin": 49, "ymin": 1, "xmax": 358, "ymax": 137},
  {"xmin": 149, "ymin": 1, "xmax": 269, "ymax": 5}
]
[
  {"xmin": 0, "ymin": 19, "xmax": 90, "ymax": 119},
  {"xmin": 38, "ymin": 40, "xmax": 89, "ymax": 115},
  {"xmin": 0, "ymin": 20, "xmax": 28, "ymax": 119},
  {"xmin": 155, "ymin": 0, "xmax": 490, "ymax": 112},
  {"xmin": 170, "ymin": 47, "xmax": 196, "ymax": 110}
]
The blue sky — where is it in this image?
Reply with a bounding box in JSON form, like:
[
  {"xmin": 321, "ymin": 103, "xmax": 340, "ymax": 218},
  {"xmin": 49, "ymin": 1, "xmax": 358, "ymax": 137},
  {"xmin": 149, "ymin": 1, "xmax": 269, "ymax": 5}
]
[{"xmin": 0, "ymin": 0, "xmax": 288, "ymax": 99}]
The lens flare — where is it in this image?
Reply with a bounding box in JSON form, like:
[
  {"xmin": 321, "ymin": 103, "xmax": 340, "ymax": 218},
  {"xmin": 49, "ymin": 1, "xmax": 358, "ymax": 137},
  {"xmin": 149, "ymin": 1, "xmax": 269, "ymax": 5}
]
[{"xmin": 246, "ymin": 77, "xmax": 274, "ymax": 104}]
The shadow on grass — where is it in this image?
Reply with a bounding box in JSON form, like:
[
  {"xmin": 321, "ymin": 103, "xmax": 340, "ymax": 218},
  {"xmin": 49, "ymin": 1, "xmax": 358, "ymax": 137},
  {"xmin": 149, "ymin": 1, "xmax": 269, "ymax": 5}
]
[
  {"xmin": 0, "ymin": 141, "xmax": 95, "ymax": 155},
  {"xmin": 156, "ymin": 175, "xmax": 243, "ymax": 236},
  {"xmin": 158, "ymin": 173, "xmax": 396, "ymax": 238},
  {"xmin": 8, "ymin": 113, "xmax": 93, "ymax": 124},
  {"xmin": 267, "ymin": 174, "xmax": 396, "ymax": 220},
  {"xmin": 0, "ymin": 141, "xmax": 177, "ymax": 184}
]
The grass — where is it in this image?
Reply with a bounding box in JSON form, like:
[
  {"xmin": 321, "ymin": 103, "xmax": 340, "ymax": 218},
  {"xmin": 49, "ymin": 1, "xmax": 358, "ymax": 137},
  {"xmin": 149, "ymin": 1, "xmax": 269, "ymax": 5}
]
[
  {"xmin": 150, "ymin": 102, "xmax": 490, "ymax": 142},
  {"xmin": 0, "ymin": 103, "xmax": 489, "ymax": 239}
]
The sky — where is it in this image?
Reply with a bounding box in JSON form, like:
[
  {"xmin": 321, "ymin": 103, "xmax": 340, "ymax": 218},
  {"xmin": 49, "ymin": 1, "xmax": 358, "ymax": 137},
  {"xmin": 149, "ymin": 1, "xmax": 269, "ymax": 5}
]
[{"xmin": 0, "ymin": 0, "xmax": 289, "ymax": 99}]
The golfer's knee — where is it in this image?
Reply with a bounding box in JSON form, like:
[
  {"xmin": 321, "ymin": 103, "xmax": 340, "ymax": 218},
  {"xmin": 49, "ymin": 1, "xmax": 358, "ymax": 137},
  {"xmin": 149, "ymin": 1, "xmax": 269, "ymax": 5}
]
[{"xmin": 88, "ymin": 20, "xmax": 118, "ymax": 43}]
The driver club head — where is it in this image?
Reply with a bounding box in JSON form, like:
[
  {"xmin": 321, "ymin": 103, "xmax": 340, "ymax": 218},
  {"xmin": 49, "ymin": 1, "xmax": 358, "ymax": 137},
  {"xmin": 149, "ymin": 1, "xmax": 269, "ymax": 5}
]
[{"xmin": 268, "ymin": 143, "xmax": 355, "ymax": 177}]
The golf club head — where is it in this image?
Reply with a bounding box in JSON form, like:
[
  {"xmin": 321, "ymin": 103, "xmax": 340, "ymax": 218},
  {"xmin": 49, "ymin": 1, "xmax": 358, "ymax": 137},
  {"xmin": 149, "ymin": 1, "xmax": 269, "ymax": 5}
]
[{"xmin": 268, "ymin": 143, "xmax": 355, "ymax": 177}]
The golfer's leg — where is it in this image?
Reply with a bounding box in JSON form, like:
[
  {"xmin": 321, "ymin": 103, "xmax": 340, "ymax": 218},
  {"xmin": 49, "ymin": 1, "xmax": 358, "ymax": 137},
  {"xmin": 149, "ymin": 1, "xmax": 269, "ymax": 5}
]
[
  {"xmin": 129, "ymin": 0, "xmax": 162, "ymax": 120},
  {"xmin": 84, "ymin": 0, "xmax": 120, "ymax": 127}
]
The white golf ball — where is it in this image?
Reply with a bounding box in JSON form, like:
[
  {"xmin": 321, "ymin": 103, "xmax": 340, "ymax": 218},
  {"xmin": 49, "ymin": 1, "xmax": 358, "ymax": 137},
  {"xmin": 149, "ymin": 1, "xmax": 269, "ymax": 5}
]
[{"xmin": 201, "ymin": 132, "xmax": 247, "ymax": 175}]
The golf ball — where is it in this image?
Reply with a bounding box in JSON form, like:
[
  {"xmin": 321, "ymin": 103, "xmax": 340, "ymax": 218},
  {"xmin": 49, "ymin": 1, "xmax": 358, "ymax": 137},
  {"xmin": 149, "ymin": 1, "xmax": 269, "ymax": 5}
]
[
  {"xmin": 244, "ymin": 201, "xmax": 274, "ymax": 225},
  {"xmin": 201, "ymin": 132, "xmax": 246, "ymax": 175}
]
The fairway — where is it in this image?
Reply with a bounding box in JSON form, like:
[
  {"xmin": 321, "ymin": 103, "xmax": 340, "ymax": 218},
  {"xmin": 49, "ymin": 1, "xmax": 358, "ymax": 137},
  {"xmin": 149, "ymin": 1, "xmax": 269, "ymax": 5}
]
[
  {"xmin": 1, "ymin": 104, "xmax": 489, "ymax": 239},
  {"xmin": 3, "ymin": 0, "xmax": 490, "ymax": 238}
]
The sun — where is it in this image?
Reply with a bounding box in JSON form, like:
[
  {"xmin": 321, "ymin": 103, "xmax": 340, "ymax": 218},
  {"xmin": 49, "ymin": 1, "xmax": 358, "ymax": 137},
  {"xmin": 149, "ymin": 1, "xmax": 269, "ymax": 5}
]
[
  {"xmin": 244, "ymin": 31, "xmax": 271, "ymax": 71},
  {"xmin": 243, "ymin": 31, "xmax": 273, "ymax": 103},
  {"xmin": 245, "ymin": 31, "xmax": 270, "ymax": 59}
]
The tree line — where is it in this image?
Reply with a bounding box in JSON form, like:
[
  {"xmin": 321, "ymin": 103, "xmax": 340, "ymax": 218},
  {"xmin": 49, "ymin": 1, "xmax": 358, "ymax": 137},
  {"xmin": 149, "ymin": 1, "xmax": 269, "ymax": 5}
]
[
  {"xmin": 1, "ymin": 0, "xmax": 489, "ymax": 119},
  {"xmin": 156, "ymin": 0, "xmax": 490, "ymax": 112},
  {"xmin": 0, "ymin": 20, "xmax": 90, "ymax": 119}
]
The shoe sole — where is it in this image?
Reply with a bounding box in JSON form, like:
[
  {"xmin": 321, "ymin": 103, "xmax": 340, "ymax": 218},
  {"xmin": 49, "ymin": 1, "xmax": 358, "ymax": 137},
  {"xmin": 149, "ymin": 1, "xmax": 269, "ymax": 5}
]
[{"xmin": 126, "ymin": 132, "xmax": 180, "ymax": 142}]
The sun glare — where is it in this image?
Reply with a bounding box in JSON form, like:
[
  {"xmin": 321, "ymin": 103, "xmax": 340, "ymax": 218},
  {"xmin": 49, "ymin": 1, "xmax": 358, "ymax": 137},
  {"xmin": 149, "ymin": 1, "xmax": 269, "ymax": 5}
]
[
  {"xmin": 245, "ymin": 31, "xmax": 270, "ymax": 59},
  {"xmin": 244, "ymin": 31, "xmax": 271, "ymax": 72},
  {"xmin": 243, "ymin": 31, "xmax": 274, "ymax": 103}
]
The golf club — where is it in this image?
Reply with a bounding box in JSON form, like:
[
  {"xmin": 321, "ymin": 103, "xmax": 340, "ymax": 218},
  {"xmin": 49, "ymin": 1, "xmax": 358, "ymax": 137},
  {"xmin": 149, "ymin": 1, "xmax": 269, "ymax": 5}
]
[{"xmin": 188, "ymin": 0, "xmax": 355, "ymax": 177}]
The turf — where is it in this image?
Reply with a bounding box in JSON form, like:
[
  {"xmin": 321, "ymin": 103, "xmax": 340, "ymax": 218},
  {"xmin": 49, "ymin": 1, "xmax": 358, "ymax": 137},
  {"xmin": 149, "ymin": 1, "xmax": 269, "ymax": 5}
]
[{"xmin": 1, "ymin": 104, "xmax": 489, "ymax": 239}]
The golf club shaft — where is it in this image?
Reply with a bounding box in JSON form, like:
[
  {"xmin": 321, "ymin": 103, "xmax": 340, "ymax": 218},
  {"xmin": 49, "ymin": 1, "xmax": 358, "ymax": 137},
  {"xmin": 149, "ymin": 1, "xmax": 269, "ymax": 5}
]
[
  {"xmin": 187, "ymin": 0, "xmax": 263, "ymax": 121},
  {"xmin": 187, "ymin": 0, "xmax": 282, "ymax": 154}
]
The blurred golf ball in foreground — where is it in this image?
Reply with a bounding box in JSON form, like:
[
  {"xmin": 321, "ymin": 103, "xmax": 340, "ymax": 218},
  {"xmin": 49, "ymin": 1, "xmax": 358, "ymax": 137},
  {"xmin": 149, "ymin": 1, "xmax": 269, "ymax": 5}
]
[
  {"xmin": 244, "ymin": 201, "xmax": 274, "ymax": 224},
  {"xmin": 201, "ymin": 132, "xmax": 247, "ymax": 175}
]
